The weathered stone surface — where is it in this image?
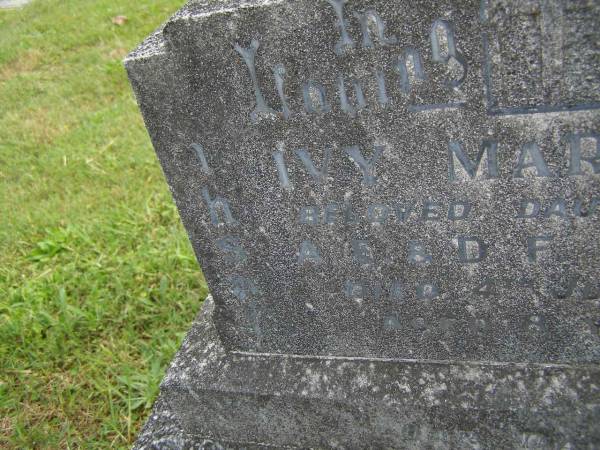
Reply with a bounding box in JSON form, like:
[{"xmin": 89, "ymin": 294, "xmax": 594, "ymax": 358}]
[
  {"xmin": 126, "ymin": 0, "xmax": 600, "ymax": 446},
  {"xmin": 135, "ymin": 296, "xmax": 600, "ymax": 449}
]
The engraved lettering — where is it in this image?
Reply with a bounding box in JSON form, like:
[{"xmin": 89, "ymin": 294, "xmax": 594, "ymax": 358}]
[
  {"xmin": 344, "ymin": 201, "xmax": 359, "ymax": 224},
  {"xmin": 517, "ymin": 199, "xmax": 541, "ymax": 218},
  {"xmin": 299, "ymin": 206, "xmax": 320, "ymax": 225},
  {"xmin": 551, "ymin": 277, "xmax": 577, "ymax": 299},
  {"xmin": 338, "ymin": 75, "xmax": 367, "ymax": 117},
  {"xmin": 327, "ymin": 0, "xmax": 355, "ymax": 55},
  {"xmin": 273, "ymin": 64, "xmax": 291, "ymax": 120},
  {"xmin": 568, "ymin": 133, "xmax": 600, "ymax": 176},
  {"xmin": 344, "ymin": 279, "xmax": 364, "ymax": 300},
  {"xmin": 384, "ymin": 316, "xmax": 401, "ymax": 330},
  {"xmin": 375, "ymin": 70, "xmax": 390, "ymax": 107},
  {"xmin": 582, "ymin": 283, "xmax": 600, "ymax": 300},
  {"xmin": 303, "ymin": 80, "xmax": 331, "ymax": 114},
  {"xmin": 394, "ymin": 203, "xmax": 414, "ymax": 221},
  {"xmin": 298, "ymin": 240, "xmax": 322, "ymax": 264},
  {"xmin": 273, "ymin": 150, "xmax": 292, "ymax": 189},
  {"xmin": 228, "ymin": 275, "xmax": 260, "ymax": 301},
  {"xmin": 352, "ymin": 240, "xmax": 374, "ymax": 266},
  {"xmin": 416, "ymin": 282, "xmax": 439, "ymax": 299},
  {"xmin": 574, "ymin": 197, "xmax": 599, "ymax": 217},
  {"xmin": 430, "ymin": 19, "xmax": 468, "ymax": 88},
  {"xmin": 457, "ymin": 236, "xmax": 487, "ymax": 263},
  {"xmin": 354, "ymin": 9, "xmax": 398, "ymax": 48},
  {"xmin": 422, "ymin": 201, "xmax": 443, "ymax": 221},
  {"xmin": 395, "ymin": 48, "xmax": 426, "ymax": 93},
  {"xmin": 390, "ymin": 280, "xmax": 404, "ymax": 300},
  {"xmin": 216, "ymin": 236, "xmax": 248, "ymax": 264},
  {"xmin": 191, "ymin": 143, "xmax": 211, "ymax": 174},
  {"xmin": 325, "ymin": 203, "xmax": 341, "ymax": 224},
  {"xmin": 448, "ymin": 140, "xmax": 498, "ymax": 181},
  {"xmin": 367, "ymin": 204, "xmax": 390, "ymax": 224},
  {"xmin": 513, "ymin": 142, "xmax": 552, "ymax": 178},
  {"xmin": 544, "ymin": 198, "xmax": 567, "ymax": 218},
  {"xmin": 474, "ymin": 278, "xmax": 495, "ymax": 296},
  {"xmin": 527, "ymin": 235, "xmax": 553, "ymax": 263},
  {"xmin": 202, "ymin": 188, "xmax": 237, "ymax": 226},
  {"xmin": 234, "ymin": 39, "xmax": 277, "ymax": 122},
  {"xmin": 295, "ymin": 147, "xmax": 332, "ymax": 184},
  {"xmin": 408, "ymin": 241, "xmax": 432, "ymax": 265},
  {"xmin": 345, "ymin": 144, "xmax": 384, "ymax": 186},
  {"xmin": 448, "ymin": 201, "xmax": 471, "ymax": 220}
]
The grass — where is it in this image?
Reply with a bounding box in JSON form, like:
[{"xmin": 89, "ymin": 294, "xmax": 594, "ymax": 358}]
[{"xmin": 0, "ymin": 0, "xmax": 208, "ymax": 447}]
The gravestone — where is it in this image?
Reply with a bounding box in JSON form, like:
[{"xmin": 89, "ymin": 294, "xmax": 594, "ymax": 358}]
[{"xmin": 126, "ymin": 0, "xmax": 600, "ymax": 447}]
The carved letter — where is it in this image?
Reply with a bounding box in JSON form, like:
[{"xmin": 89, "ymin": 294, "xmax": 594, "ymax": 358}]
[
  {"xmin": 298, "ymin": 240, "xmax": 322, "ymax": 264},
  {"xmin": 338, "ymin": 75, "xmax": 367, "ymax": 117},
  {"xmin": 408, "ymin": 241, "xmax": 432, "ymax": 265},
  {"xmin": 544, "ymin": 198, "xmax": 567, "ymax": 218},
  {"xmin": 430, "ymin": 19, "xmax": 468, "ymax": 88},
  {"xmin": 352, "ymin": 240, "xmax": 374, "ymax": 266},
  {"xmin": 202, "ymin": 188, "xmax": 237, "ymax": 226},
  {"xmin": 416, "ymin": 282, "xmax": 439, "ymax": 299},
  {"xmin": 448, "ymin": 201, "xmax": 471, "ymax": 220},
  {"xmin": 345, "ymin": 280, "xmax": 365, "ymax": 299},
  {"xmin": 395, "ymin": 48, "xmax": 426, "ymax": 93},
  {"xmin": 527, "ymin": 236, "xmax": 552, "ymax": 262},
  {"xmin": 574, "ymin": 197, "xmax": 599, "ymax": 217},
  {"xmin": 353, "ymin": 9, "xmax": 398, "ymax": 48},
  {"xmin": 295, "ymin": 147, "xmax": 332, "ymax": 184},
  {"xmin": 327, "ymin": 0, "xmax": 355, "ymax": 55},
  {"xmin": 422, "ymin": 201, "xmax": 443, "ymax": 221},
  {"xmin": 367, "ymin": 204, "xmax": 390, "ymax": 224},
  {"xmin": 457, "ymin": 236, "xmax": 487, "ymax": 263},
  {"xmin": 216, "ymin": 236, "xmax": 247, "ymax": 264},
  {"xmin": 390, "ymin": 280, "xmax": 404, "ymax": 300},
  {"xmin": 234, "ymin": 39, "xmax": 277, "ymax": 122},
  {"xmin": 394, "ymin": 203, "xmax": 414, "ymax": 222},
  {"xmin": 568, "ymin": 133, "xmax": 600, "ymax": 176},
  {"xmin": 191, "ymin": 143, "xmax": 211, "ymax": 174},
  {"xmin": 517, "ymin": 199, "xmax": 541, "ymax": 218},
  {"xmin": 325, "ymin": 203, "xmax": 341, "ymax": 224},
  {"xmin": 273, "ymin": 150, "xmax": 292, "ymax": 189},
  {"xmin": 272, "ymin": 64, "xmax": 291, "ymax": 120},
  {"xmin": 514, "ymin": 143, "xmax": 552, "ymax": 178},
  {"xmin": 375, "ymin": 70, "xmax": 390, "ymax": 107},
  {"xmin": 228, "ymin": 275, "xmax": 260, "ymax": 301},
  {"xmin": 345, "ymin": 145, "xmax": 384, "ymax": 186},
  {"xmin": 303, "ymin": 80, "xmax": 331, "ymax": 114},
  {"xmin": 448, "ymin": 140, "xmax": 498, "ymax": 181},
  {"xmin": 299, "ymin": 206, "xmax": 320, "ymax": 225}
]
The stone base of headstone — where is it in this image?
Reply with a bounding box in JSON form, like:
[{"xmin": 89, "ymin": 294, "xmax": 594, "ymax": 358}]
[{"xmin": 134, "ymin": 296, "xmax": 599, "ymax": 449}]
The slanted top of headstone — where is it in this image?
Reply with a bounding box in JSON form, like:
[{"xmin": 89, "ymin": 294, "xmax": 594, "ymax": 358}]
[{"xmin": 126, "ymin": 0, "xmax": 600, "ymax": 364}]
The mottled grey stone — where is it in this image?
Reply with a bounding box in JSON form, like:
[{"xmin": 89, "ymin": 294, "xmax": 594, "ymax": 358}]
[{"xmin": 126, "ymin": 0, "xmax": 600, "ymax": 447}]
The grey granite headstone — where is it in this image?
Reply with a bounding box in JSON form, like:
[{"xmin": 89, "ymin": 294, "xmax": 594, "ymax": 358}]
[{"xmin": 126, "ymin": 0, "xmax": 600, "ymax": 447}]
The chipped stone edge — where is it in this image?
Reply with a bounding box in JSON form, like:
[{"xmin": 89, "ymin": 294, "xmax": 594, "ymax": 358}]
[
  {"xmin": 124, "ymin": 0, "xmax": 287, "ymax": 64},
  {"xmin": 171, "ymin": 0, "xmax": 287, "ymax": 21}
]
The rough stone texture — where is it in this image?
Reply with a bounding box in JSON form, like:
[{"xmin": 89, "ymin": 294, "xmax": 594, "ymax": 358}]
[
  {"xmin": 126, "ymin": 0, "xmax": 600, "ymax": 447},
  {"xmin": 134, "ymin": 296, "xmax": 600, "ymax": 449}
]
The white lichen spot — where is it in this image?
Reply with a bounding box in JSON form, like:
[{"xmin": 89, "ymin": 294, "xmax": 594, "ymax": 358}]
[{"xmin": 353, "ymin": 374, "xmax": 369, "ymax": 389}]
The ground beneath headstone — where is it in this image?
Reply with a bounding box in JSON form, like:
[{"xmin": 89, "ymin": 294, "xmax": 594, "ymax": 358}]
[{"xmin": 0, "ymin": 0, "xmax": 31, "ymax": 8}]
